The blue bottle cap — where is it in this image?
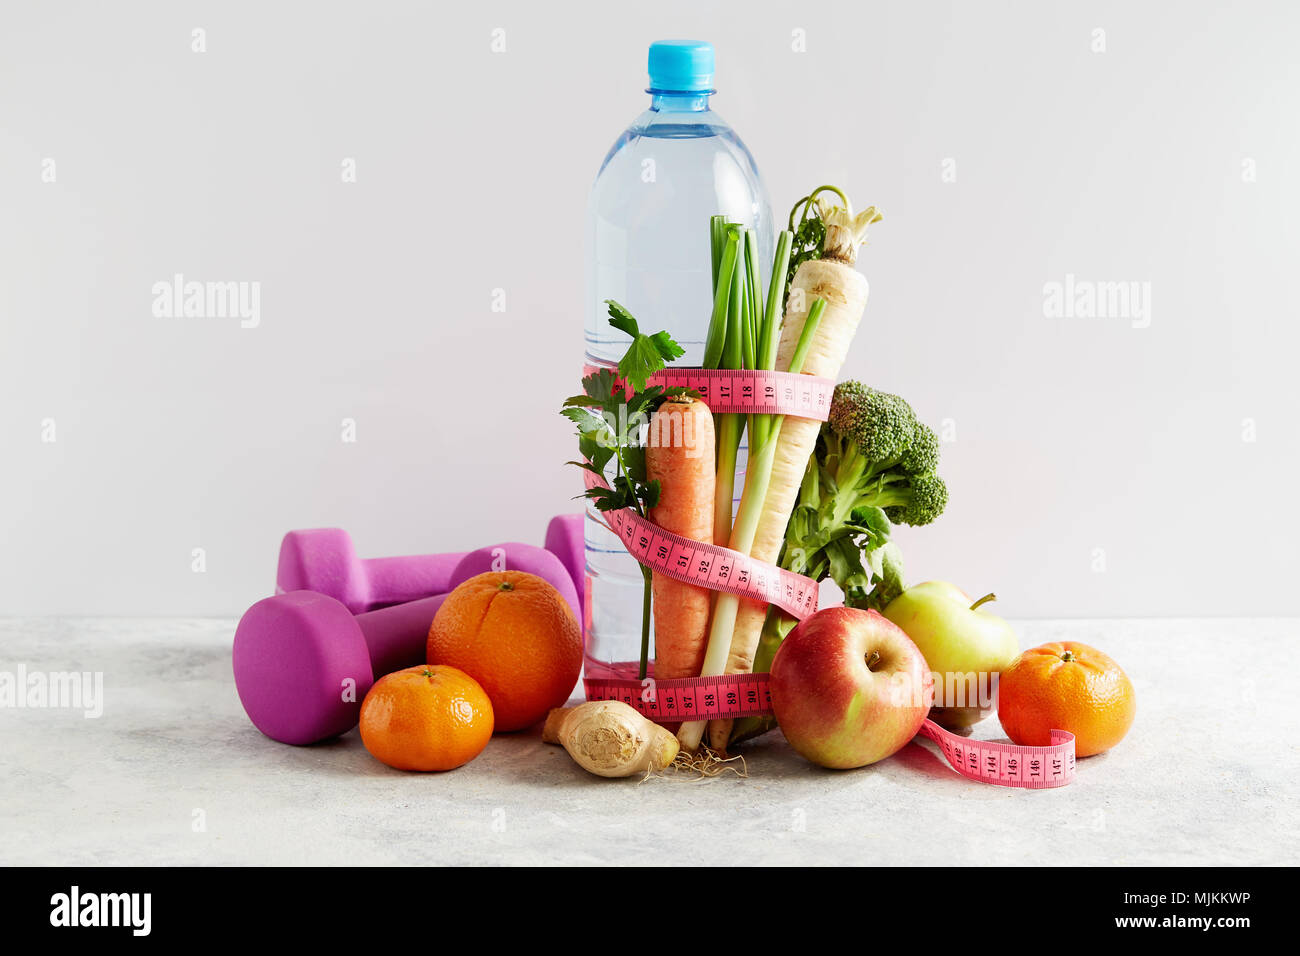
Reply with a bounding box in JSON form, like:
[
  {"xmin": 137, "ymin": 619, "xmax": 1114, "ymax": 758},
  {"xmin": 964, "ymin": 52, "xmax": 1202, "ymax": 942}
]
[{"xmin": 647, "ymin": 40, "xmax": 715, "ymax": 94}]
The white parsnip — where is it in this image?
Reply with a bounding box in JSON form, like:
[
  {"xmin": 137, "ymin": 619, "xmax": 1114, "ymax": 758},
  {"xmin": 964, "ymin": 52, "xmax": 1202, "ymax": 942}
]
[
  {"xmin": 730, "ymin": 258, "xmax": 870, "ymax": 670},
  {"xmin": 695, "ymin": 197, "xmax": 880, "ymax": 753},
  {"xmin": 704, "ymin": 261, "xmax": 868, "ymax": 750}
]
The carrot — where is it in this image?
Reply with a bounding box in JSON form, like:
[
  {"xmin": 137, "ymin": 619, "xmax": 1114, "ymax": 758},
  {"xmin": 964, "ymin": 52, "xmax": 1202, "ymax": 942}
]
[
  {"xmin": 678, "ymin": 189, "xmax": 882, "ymax": 753},
  {"xmin": 647, "ymin": 395, "xmax": 716, "ymax": 680}
]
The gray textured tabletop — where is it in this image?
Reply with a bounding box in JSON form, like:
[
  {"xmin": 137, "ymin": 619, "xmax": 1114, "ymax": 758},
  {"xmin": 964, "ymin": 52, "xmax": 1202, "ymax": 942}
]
[{"xmin": 2, "ymin": 617, "xmax": 1296, "ymax": 866}]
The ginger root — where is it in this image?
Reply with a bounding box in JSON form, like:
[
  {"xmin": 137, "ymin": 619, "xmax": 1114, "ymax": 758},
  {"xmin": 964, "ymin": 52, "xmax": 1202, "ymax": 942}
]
[{"xmin": 542, "ymin": 701, "xmax": 679, "ymax": 778}]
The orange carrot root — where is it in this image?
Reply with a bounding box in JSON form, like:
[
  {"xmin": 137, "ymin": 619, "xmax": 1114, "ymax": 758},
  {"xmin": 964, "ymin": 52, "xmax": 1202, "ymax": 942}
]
[{"xmin": 647, "ymin": 396, "xmax": 716, "ymax": 681}]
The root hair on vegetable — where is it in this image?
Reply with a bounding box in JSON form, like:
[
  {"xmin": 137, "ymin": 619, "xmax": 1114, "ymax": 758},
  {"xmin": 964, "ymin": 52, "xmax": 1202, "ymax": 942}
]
[{"xmin": 663, "ymin": 745, "xmax": 749, "ymax": 781}]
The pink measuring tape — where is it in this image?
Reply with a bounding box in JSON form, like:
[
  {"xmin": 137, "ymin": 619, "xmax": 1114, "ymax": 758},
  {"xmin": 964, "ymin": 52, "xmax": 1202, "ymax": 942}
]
[
  {"xmin": 582, "ymin": 673, "xmax": 1077, "ymax": 789},
  {"xmin": 584, "ymin": 671, "xmax": 774, "ymax": 722},
  {"xmin": 914, "ymin": 722, "xmax": 1076, "ymax": 788},
  {"xmin": 642, "ymin": 367, "xmax": 835, "ymax": 416},
  {"xmin": 582, "ymin": 467, "xmax": 819, "ymax": 620},
  {"xmin": 580, "ymin": 365, "xmax": 1078, "ymax": 788},
  {"xmin": 584, "ymin": 364, "xmax": 836, "ymax": 417}
]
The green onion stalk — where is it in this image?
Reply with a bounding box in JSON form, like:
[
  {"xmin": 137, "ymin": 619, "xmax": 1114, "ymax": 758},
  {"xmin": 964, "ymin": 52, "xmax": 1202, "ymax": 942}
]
[
  {"xmin": 677, "ymin": 226, "xmax": 825, "ymax": 753},
  {"xmin": 703, "ymin": 222, "xmax": 743, "ymax": 547}
]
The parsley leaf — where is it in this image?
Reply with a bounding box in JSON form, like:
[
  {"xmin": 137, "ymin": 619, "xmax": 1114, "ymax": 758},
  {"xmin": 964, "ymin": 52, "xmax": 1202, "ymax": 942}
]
[
  {"xmin": 606, "ymin": 300, "xmax": 685, "ymax": 391},
  {"xmin": 560, "ymin": 304, "xmax": 691, "ymax": 526},
  {"xmin": 559, "ymin": 301, "xmax": 692, "ymax": 681}
]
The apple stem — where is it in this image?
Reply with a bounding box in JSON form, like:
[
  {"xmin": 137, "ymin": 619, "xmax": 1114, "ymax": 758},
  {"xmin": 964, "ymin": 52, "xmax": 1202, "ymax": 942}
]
[
  {"xmin": 865, "ymin": 650, "xmax": 882, "ymax": 671},
  {"xmin": 969, "ymin": 592, "xmax": 998, "ymax": 612}
]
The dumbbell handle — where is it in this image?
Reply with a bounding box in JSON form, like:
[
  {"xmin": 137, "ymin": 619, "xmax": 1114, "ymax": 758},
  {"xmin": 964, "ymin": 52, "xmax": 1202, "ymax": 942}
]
[
  {"xmin": 356, "ymin": 591, "xmax": 449, "ymax": 677},
  {"xmin": 354, "ymin": 554, "xmax": 464, "ymax": 609},
  {"xmin": 276, "ymin": 541, "xmax": 467, "ymax": 614}
]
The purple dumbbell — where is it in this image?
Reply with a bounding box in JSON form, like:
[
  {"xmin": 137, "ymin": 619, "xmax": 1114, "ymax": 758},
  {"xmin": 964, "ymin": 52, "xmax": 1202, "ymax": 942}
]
[
  {"xmin": 276, "ymin": 528, "xmax": 467, "ymax": 614},
  {"xmin": 232, "ymin": 589, "xmax": 448, "ymax": 745},
  {"xmin": 544, "ymin": 514, "xmax": 585, "ymax": 623}
]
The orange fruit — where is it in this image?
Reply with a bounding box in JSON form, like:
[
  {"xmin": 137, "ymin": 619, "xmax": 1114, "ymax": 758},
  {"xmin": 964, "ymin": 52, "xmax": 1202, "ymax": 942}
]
[
  {"xmin": 997, "ymin": 642, "xmax": 1135, "ymax": 757},
  {"xmin": 359, "ymin": 664, "xmax": 493, "ymax": 771},
  {"xmin": 427, "ymin": 570, "xmax": 582, "ymax": 732}
]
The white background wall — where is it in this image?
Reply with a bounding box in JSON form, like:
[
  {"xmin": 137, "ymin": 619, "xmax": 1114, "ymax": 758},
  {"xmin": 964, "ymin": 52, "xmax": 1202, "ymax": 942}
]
[{"xmin": 2, "ymin": 1, "xmax": 1297, "ymax": 618}]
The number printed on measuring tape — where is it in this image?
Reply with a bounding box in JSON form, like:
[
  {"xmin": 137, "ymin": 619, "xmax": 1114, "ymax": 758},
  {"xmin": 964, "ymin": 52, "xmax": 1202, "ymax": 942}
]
[
  {"xmin": 582, "ymin": 365, "xmax": 836, "ymax": 420},
  {"xmin": 584, "ymin": 673, "xmax": 774, "ymax": 722},
  {"xmin": 915, "ymin": 721, "xmax": 1076, "ymax": 789},
  {"xmin": 653, "ymin": 367, "xmax": 833, "ymax": 418},
  {"xmin": 584, "ymin": 468, "xmax": 819, "ymax": 620}
]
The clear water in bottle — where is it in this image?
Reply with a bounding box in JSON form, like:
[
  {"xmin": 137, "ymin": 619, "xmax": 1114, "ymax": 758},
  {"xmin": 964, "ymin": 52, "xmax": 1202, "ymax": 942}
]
[{"xmin": 583, "ymin": 40, "xmax": 773, "ymax": 677}]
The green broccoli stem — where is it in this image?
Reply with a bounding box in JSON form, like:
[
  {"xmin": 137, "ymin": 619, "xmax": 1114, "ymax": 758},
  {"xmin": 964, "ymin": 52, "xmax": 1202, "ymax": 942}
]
[
  {"xmin": 834, "ymin": 436, "xmax": 867, "ymax": 488},
  {"xmin": 849, "ymin": 482, "xmax": 916, "ymax": 514},
  {"xmin": 831, "ymin": 432, "xmax": 903, "ymax": 503},
  {"xmin": 827, "ymin": 450, "xmax": 912, "ymax": 525}
]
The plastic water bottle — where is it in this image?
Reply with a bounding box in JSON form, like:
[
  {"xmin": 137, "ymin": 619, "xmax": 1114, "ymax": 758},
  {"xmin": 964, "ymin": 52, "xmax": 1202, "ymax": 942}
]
[{"xmin": 583, "ymin": 40, "xmax": 773, "ymax": 677}]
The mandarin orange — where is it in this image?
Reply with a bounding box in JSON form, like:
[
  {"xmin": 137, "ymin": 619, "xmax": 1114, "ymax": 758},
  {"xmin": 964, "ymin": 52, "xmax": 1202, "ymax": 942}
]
[
  {"xmin": 359, "ymin": 664, "xmax": 494, "ymax": 771},
  {"xmin": 997, "ymin": 642, "xmax": 1135, "ymax": 757},
  {"xmin": 427, "ymin": 571, "xmax": 582, "ymax": 732}
]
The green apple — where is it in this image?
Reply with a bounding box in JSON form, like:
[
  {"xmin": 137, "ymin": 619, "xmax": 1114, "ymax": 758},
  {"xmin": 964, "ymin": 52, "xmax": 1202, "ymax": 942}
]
[{"xmin": 882, "ymin": 582, "xmax": 1019, "ymax": 731}]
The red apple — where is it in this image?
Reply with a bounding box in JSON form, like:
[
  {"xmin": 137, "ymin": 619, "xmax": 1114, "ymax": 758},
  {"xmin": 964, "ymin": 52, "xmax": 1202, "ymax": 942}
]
[{"xmin": 770, "ymin": 606, "xmax": 933, "ymax": 769}]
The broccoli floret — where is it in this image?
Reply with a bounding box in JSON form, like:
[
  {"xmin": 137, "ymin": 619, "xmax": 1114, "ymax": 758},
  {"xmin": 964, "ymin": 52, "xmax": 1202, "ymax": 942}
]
[
  {"xmin": 777, "ymin": 382, "xmax": 949, "ymax": 641},
  {"xmin": 899, "ymin": 421, "xmax": 939, "ymax": 476},
  {"xmin": 823, "ymin": 381, "xmax": 948, "ymax": 528},
  {"xmin": 884, "ymin": 472, "xmax": 948, "ymax": 527},
  {"xmin": 827, "ymin": 382, "xmax": 916, "ymax": 464}
]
